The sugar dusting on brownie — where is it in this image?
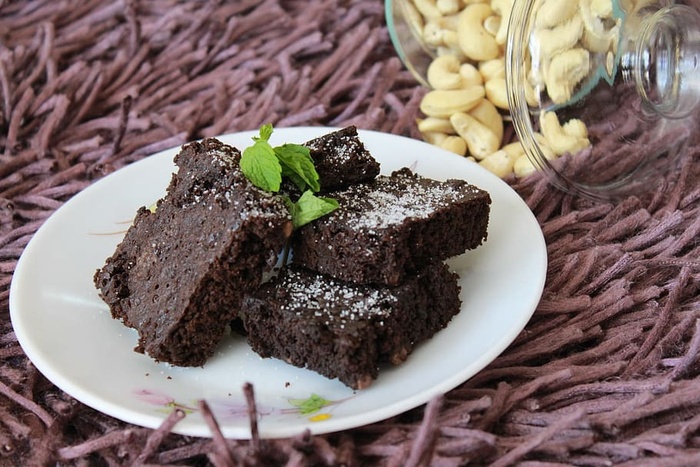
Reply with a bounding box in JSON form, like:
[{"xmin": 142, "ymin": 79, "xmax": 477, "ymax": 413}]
[
  {"xmin": 240, "ymin": 261, "xmax": 463, "ymax": 389},
  {"xmin": 331, "ymin": 168, "xmax": 485, "ymax": 230},
  {"xmin": 279, "ymin": 268, "xmax": 395, "ymax": 327},
  {"xmin": 303, "ymin": 126, "xmax": 380, "ymax": 191},
  {"xmin": 347, "ymin": 186, "xmax": 458, "ymax": 230},
  {"xmin": 306, "ymin": 131, "xmax": 357, "ymax": 165},
  {"xmin": 179, "ymin": 143, "xmax": 288, "ymax": 222},
  {"xmin": 210, "ymin": 147, "xmax": 238, "ymax": 167},
  {"xmin": 292, "ymin": 165, "xmax": 491, "ymax": 286}
]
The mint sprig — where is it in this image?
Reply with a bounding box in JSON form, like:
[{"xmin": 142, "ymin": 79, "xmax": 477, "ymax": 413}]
[
  {"xmin": 240, "ymin": 124, "xmax": 338, "ymax": 227},
  {"xmin": 276, "ymin": 143, "xmax": 320, "ymax": 193},
  {"xmin": 285, "ymin": 191, "xmax": 339, "ymax": 228},
  {"xmin": 240, "ymin": 124, "xmax": 282, "ymax": 192}
]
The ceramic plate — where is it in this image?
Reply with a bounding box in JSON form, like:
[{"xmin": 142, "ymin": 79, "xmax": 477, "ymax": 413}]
[{"xmin": 10, "ymin": 127, "xmax": 547, "ymax": 439}]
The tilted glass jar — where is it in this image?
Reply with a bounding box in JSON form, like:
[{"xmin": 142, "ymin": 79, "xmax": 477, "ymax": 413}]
[{"xmin": 386, "ymin": 0, "xmax": 700, "ymax": 200}]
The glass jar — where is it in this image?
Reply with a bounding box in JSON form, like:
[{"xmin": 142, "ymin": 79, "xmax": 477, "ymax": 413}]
[{"xmin": 386, "ymin": 0, "xmax": 700, "ymax": 200}]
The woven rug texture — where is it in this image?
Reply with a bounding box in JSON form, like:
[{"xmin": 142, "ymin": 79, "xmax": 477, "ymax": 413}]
[{"xmin": 2, "ymin": 0, "xmax": 700, "ymax": 465}]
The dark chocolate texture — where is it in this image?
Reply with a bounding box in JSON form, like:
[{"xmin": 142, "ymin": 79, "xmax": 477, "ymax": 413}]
[
  {"xmin": 94, "ymin": 138, "xmax": 292, "ymax": 367},
  {"xmin": 239, "ymin": 262, "xmax": 461, "ymax": 389},
  {"xmin": 304, "ymin": 126, "xmax": 380, "ymax": 191},
  {"xmin": 291, "ymin": 168, "xmax": 491, "ymax": 285}
]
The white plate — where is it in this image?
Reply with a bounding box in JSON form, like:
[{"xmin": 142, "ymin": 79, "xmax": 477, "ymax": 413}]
[{"xmin": 10, "ymin": 127, "xmax": 546, "ymax": 439}]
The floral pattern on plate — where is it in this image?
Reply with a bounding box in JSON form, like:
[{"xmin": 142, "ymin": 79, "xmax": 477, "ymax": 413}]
[{"xmin": 133, "ymin": 387, "xmax": 353, "ymax": 423}]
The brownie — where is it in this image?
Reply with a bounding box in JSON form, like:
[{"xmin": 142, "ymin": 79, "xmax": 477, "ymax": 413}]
[
  {"xmin": 304, "ymin": 126, "xmax": 380, "ymax": 191},
  {"xmin": 291, "ymin": 168, "xmax": 491, "ymax": 286},
  {"xmin": 94, "ymin": 138, "xmax": 292, "ymax": 367},
  {"xmin": 239, "ymin": 262, "xmax": 461, "ymax": 389}
]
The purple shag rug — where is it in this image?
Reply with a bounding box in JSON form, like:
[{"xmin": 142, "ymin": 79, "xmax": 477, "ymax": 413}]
[{"xmin": 1, "ymin": 1, "xmax": 700, "ymax": 465}]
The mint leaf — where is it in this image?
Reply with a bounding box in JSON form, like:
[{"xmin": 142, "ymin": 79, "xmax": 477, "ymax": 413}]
[
  {"xmin": 240, "ymin": 124, "xmax": 339, "ymax": 230},
  {"xmin": 291, "ymin": 190, "xmax": 339, "ymax": 228},
  {"xmin": 256, "ymin": 123, "xmax": 274, "ymax": 142},
  {"xmin": 275, "ymin": 143, "xmax": 320, "ymax": 193},
  {"xmin": 240, "ymin": 129, "xmax": 282, "ymax": 192}
]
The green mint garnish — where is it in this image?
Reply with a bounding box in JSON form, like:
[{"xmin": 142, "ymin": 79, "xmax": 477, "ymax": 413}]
[
  {"xmin": 240, "ymin": 124, "xmax": 282, "ymax": 192},
  {"xmin": 240, "ymin": 124, "xmax": 338, "ymax": 228},
  {"xmin": 275, "ymin": 143, "xmax": 320, "ymax": 193},
  {"xmin": 285, "ymin": 191, "xmax": 339, "ymax": 229}
]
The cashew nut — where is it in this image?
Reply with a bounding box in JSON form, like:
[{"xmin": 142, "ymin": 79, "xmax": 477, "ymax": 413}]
[
  {"xmin": 562, "ymin": 118, "xmax": 588, "ymax": 139},
  {"xmin": 580, "ymin": 1, "xmax": 618, "ymax": 54},
  {"xmin": 514, "ymin": 154, "xmax": 537, "ymax": 178},
  {"xmin": 421, "ymin": 131, "xmax": 448, "ymax": 146},
  {"xmin": 436, "ymin": 0, "xmax": 460, "ymax": 15},
  {"xmin": 484, "ymin": 77, "xmax": 509, "ymax": 109},
  {"xmin": 479, "ymin": 149, "xmax": 515, "ymax": 177},
  {"xmin": 534, "ymin": 0, "xmax": 578, "ymax": 29},
  {"xmin": 457, "ymin": 4, "xmax": 500, "ymax": 62},
  {"xmin": 459, "ymin": 63, "xmax": 484, "ymax": 86},
  {"xmin": 483, "ymin": 15, "xmax": 501, "ymax": 37},
  {"xmin": 524, "ymin": 77, "xmax": 541, "ymax": 107},
  {"xmin": 450, "ymin": 111, "xmax": 500, "ymax": 159},
  {"xmin": 439, "ymin": 135, "xmax": 468, "ymax": 155},
  {"xmin": 417, "ymin": 116, "xmax": 455, "ymax": 134},
  {"xmin": 423, "ymin": 19, "xmax": 460, "ymax": 49},
  {"xmin": 427, "ymin": 55, "xmax": 464, "ymax": 90},
  {"xmin": 591, "ymin": 0, "xmax": 613, "ymax": 19},
  {"xmin": 413, "ymin": 0, "xmax": 442, "ymax": 21},
  {"xmin": 468, "ymin": 98, "xmax": 503, "ymax": 142},
  {"xmin": 502, "ymin": 141, "xmax": 526, "ymax": 159},
  {"xmin": 423, "ymin": 21, "xmax": 447, "ymax": 47},
  {"xmin": 403, "ymin": 0, "xmax": 425, "ymax": 37},
  {"xmin": 533, "ymin": 14, "xmax": 584, "ymax": 58},
  {"xmin": 419, "ymin": 86, "xmax": 485, "ymax": 117},
  {"xmin": 605, "ymin": 50, "xmax": 615, "ymax": 76},
  {"xmin": 540, "ymin": 111, "xmax": 590, "ymax": 156},
  {"xmin": 435, "ymin": 45, "xmax": 465, "ymax": 60},
  {"xmin": 533, "ymin": 132, "xmax": 557, "ymax": 160},
  {"xmin": 490, "ymin": 0, "xmax": 514, "ymax": 45},
  {"xmin": 478, "ymin": 58, "xmax": 505, "ymax": 81},
  {"xmin": 544, "ymin": 48, "xmax": 590, "ymax": 105}
]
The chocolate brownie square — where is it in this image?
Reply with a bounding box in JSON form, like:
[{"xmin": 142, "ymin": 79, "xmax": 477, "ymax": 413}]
[
  {"xmin": 239, "ymin": 262, "xmax": 461, "ymax": 389},
  {"xmin": 304, "ymin": 126, "xmax": 380, "ymax": 191},
  {"xmin": 94, "ymin": 138, "xmax": 292, "ymax": 367},
  {"xmin": 291, "ymin": 168, "xmax": 490, "ymax": 285}
]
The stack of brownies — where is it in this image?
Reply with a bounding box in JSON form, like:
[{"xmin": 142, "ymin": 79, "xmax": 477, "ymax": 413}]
[
  {"xmin": 94, "ymin": 127, "xmax": 491, "ymax": 390},
  {"xmin": 239, "ymin": 127, "xmax": 491, "ymax": 389}
]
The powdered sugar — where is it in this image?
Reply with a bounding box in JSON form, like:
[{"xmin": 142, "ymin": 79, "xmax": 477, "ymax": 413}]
[
  {"xmin": 210, "ymin": 148, "xmax": 238, "ymax": 168},
  {"xmin": 331, "ymin": 169, "xmax": 483, "ymax": 230},
  {"xmin": 176, "ymin": 142, "xmax": 290, "ymax": 223},
  {"xmin": 279, "ymin": 268, "xmax": 395, "ymax": 326},
  {"xmin": 307, "ymin": 132, "xmax": 358, "ymax": 164}
]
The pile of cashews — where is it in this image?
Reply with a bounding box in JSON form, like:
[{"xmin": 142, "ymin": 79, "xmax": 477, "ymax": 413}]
[{"xmin": 406, "ymin": 0, "xmax": 636, "ymax": 179}]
